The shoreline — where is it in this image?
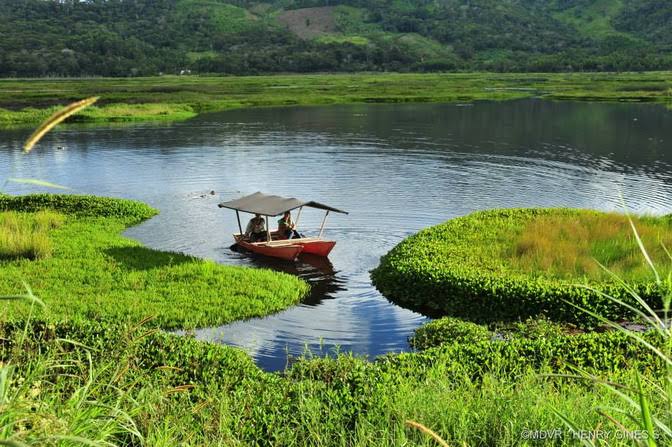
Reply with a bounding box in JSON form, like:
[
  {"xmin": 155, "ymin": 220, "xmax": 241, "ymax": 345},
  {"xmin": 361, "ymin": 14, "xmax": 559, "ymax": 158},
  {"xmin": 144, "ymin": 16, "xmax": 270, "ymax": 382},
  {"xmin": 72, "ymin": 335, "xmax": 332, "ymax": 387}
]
[{"xmin": 1, "ymin": 72, "xmax": 670, "ymax": 127}]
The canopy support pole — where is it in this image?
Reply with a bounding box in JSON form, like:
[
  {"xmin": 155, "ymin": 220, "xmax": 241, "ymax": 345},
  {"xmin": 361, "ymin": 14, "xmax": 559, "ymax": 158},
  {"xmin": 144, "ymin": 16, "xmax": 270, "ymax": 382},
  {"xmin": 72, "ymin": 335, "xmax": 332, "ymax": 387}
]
[
  {"xmin": 265, "ymin": 216, "xmax": 271, "ymax": 242},
  {"xmin": 318, "ymin": 210, "xmax": 330, "ymax": 238},
  {"xmin": 295, "ymin": 206, "xmax": 303, "ymax": 231},
  {"xmin": 235, "ymin": 210, "xmax": 243, "ymax": 235}
]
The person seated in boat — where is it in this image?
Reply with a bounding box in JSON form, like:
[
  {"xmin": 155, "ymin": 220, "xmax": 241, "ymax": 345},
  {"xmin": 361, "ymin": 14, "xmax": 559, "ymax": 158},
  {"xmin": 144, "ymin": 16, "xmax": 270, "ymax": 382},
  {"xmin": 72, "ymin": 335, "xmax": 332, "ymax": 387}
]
[
  {"xmin": 245, "ymin": 214, "xmax": 267, "ymax": 242},
  {"xmin": 278, "ymin": 211, "xmax": 302, "ymax": 239}
]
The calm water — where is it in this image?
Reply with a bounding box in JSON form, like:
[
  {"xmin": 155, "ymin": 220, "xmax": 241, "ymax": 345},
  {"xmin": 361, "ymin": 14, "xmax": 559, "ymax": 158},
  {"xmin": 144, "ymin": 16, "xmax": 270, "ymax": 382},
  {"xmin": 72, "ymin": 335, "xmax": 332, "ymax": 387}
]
[{"xmin": 1, "ymin": 99, "xmax": 672, "ymax": 371}]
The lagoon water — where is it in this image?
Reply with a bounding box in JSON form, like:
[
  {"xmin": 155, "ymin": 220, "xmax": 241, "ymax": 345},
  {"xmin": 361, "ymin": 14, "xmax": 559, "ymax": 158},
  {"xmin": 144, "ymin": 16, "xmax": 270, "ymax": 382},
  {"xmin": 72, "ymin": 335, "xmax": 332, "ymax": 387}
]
[{"xmin": 1, "ymin": 99, "xmax": 672, "ymax": 370}]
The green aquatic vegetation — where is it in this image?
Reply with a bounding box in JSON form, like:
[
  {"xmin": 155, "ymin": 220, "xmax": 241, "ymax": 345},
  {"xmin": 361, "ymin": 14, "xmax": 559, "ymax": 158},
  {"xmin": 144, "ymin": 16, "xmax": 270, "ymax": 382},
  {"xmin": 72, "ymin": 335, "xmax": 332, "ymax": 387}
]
[
  {"xmin": 0, "ymin": 194, "xmax": 158, "ymax": 219},
  {"xmin": 0, "ymin": 318, "xmax": 665, "ymax": 445},
  {"xmin": 0, "ymin": 194, "xmax": 309, "ymax": 329},
  {"xmin": 0, "ymin": 72, "xmax": 671, "ymax": 126},
  {"xmin": 371, "ymin": 208, "xmax": 671, "ymax": 326},
  {"xmin": 74, "ymin": 103, "xmax": 198, "ymax": 123},
  {"xmin": 391, "ymin": 323, "xmax": 667, "ymax": 377},
  {"xmin": 409, "ymin": 317, "xmax": 492, "ymax": 350}
]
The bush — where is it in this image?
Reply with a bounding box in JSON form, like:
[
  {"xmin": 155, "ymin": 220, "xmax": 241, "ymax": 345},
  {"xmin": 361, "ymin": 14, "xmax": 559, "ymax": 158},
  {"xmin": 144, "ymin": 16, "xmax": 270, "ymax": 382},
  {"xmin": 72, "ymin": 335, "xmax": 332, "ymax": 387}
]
[
  {"xmin": 0, "ymin": 319, "xmax": 261, "ymax": 393},
  {"xmin": 371, "ymin": 208, "xmax": 668, "ymax": 327},
  {"xmin": 1, "ymin": 317, "xmax": 667, "ymax": 445},
  {"xmin": 410, "ymin": 317, "xmax": 492, "ymax": 350},
  {"xmin": 495, "ymin": 317, "xmax": 571, "ymax": 341},
  {"xmin": 382, "ymin": 325, "xmax": 668, "ymax": 379},
  {"xmin": 0, "ymin": 194, "xmax": 157, "ymax": 222}
]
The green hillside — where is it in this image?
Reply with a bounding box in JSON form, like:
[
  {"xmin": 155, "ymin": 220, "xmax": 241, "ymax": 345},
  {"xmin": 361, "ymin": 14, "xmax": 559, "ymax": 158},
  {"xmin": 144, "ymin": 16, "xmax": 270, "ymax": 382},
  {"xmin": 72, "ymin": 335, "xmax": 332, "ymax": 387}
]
[{"xmin": 0, "ymin": 0, "xmax": 670, "ymax": 76}]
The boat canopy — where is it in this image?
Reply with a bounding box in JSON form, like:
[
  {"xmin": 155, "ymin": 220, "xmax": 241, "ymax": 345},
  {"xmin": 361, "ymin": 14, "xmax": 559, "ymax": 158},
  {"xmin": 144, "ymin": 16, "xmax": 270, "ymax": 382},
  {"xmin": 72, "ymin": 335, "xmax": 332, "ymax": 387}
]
[{"xmin": 218, "ymin": 191, "xmax": 348, "ymax": 216}]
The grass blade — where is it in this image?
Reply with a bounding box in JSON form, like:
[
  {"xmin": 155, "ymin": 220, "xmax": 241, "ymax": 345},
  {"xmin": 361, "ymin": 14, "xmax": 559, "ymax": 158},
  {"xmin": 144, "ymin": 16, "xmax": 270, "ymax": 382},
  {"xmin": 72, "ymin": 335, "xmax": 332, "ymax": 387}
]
[
  {"xmin": 405, "ymin": 420, "xmax": 450, "ymax": 447},
  {"xmin": 635, "ymin": 372, "xmax": 658, "ymax": 447},
  {"xmin": 7, "ymin": 178, "xmax": 70, "ymax": 190},
  {"xmin": 551, "ymin": 409, "xmax": 596, "ymax": 447},
  {"xmin": 23, "ymin": 97, "xmax": 99, "ymax": 153}
]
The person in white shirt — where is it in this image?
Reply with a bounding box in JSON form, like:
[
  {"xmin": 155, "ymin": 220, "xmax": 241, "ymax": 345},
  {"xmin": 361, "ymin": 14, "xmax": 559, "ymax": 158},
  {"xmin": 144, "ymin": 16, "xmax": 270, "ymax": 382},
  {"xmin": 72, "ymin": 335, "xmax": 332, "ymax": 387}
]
[{"xmin": 245, "ymin": 214, "xmax": 266, "ymax": 242}]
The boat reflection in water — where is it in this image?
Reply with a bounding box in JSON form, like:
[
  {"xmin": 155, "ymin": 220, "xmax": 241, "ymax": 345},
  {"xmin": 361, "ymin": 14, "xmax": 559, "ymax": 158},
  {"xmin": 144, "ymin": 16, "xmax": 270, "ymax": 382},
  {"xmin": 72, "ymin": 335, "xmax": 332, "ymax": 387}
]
[
  {"xmin": 230, "ymin": 246, "xmax": 345, "ymax": 307},
  {"xmin": 190, "ymin": 248, "xmax": 354, "ymax": 370}
]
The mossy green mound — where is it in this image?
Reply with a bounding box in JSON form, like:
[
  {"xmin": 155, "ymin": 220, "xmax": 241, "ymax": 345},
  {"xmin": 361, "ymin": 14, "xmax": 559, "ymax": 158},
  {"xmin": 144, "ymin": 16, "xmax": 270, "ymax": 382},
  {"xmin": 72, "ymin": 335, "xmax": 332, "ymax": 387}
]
[
  {"xmin": 0, "ymin": 194, "xmax": 309, "ymax": 329},
  {"xmin": 372, "ymin": 208, "xmax": 671, "ymax": 326}
]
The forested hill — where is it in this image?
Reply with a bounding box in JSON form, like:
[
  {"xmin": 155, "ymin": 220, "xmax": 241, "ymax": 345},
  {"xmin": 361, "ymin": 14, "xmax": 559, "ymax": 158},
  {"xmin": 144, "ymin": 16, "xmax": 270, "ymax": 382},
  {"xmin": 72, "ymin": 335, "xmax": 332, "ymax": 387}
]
[{"xmin": 1, "ymin": 0, "xmax": 671, "ymax": 76}]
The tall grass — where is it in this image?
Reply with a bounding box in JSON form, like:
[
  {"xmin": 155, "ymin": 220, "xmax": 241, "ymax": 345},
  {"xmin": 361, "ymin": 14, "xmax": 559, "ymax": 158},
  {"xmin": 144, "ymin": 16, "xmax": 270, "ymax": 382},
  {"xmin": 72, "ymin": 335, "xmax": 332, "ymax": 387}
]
[
  {"xmin": 553, "ymin": 213, "xmax": 672, "ymax": 446},
  {"xmin": 0, "ymin": 211, "xmax": 63, "ymax": 261},
  {"xmin": 511, "ymin": 213, "xmax": 672, "ymax": 281},
  {"xmin": 23, "ymin": 97, "xmax": 98, "ymax": 153}
]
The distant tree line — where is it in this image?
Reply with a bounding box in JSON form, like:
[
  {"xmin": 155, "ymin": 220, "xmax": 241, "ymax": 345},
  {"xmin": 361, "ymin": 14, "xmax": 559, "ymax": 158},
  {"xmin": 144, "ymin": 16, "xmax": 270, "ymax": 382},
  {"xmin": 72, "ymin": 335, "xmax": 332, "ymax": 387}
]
[{"xmin": 0, "ymin": 0, "xmax": 670, "ymax": 77}]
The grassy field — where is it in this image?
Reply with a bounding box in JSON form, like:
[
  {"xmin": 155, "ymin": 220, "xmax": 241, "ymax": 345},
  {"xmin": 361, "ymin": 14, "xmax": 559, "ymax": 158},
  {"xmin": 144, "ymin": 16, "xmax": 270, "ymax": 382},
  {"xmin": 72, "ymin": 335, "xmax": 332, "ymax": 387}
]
[
  {"xmin": 0, "ymin": 72, "xmax": 671, "ymax": 126},
  {"xmin": 0, "ymin": 194, "xmax": 309, "ymax": 329}
]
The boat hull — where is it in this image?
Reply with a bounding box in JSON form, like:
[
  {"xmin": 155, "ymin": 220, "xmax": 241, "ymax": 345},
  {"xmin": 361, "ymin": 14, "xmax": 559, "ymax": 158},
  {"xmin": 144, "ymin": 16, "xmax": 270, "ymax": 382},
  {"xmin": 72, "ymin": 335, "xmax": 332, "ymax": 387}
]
[
  {"xmin": 236, "ymin": 239, "xmax": 303, "ymax": 261},
  {"xmin": 294, "ymin": 240, "xmax": 336, "ymax": 257}
]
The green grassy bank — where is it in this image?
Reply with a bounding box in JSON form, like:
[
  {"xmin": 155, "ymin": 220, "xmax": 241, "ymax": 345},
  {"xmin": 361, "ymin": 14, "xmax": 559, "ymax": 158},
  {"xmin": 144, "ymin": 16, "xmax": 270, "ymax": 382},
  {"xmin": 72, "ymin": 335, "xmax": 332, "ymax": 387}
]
[
  {"xmin": 371, "ymin": 208, "xmax": 672, "ymax": 326},
  {"xmin": 0, "ymin": 194, "xmax": 308, "ymax": 328},
  {"xmin": 1, "ymin": 72, "xmax": 671, "ymax": 126}
]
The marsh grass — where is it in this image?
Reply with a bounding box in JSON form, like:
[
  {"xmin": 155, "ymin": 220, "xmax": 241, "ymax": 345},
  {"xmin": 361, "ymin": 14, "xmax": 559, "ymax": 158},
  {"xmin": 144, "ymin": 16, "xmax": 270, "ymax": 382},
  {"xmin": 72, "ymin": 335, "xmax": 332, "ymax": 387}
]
[
  {"xmin": 551, "ymin": 212, "xmax": 672, "ymax": 446},
  {"xmin": 74, "ymin": 103, "xmax": 197, "ymax": 123},
  {"xmin": 0, "ymin": 348, "xmax": 145, "ymax": 446},
  {"xmin": 0, "ymin": 321, "xmax": 649, "ymax": 446},
  {"xmin": 0, "ymin": 211, "xmax": 63, "ymax": 261},
  {"xmin": 1, "ymin": 72, "xmax": 671, "ymax": 126},
  {"xmin": 510, "ymin": 213, "xmax": 672, "ymax": 281},
  {"xmin": 0, "ymin": 317, "xmax": 150, "ymax": 446}
]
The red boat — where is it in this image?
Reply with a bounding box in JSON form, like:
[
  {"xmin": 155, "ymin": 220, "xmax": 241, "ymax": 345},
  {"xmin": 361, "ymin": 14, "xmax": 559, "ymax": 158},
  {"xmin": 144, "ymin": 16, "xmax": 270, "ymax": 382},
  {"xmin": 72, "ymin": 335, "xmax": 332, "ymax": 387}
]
[
  {"xmin": 291, "ymin": 238, "xmax": 336, "ymax": 257},
  {"xmin": 219, "ymin": 192, "xmax": 348, "ymax": 261},
  {"xmin": 234, "ymin": 237, "xmax": 304, "ymax": 261}
]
